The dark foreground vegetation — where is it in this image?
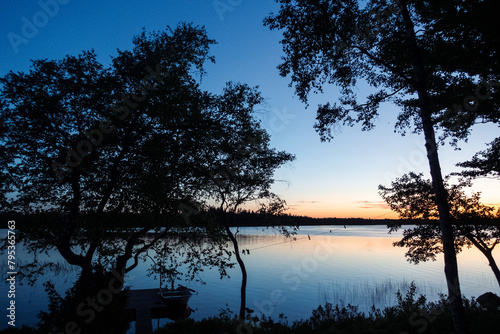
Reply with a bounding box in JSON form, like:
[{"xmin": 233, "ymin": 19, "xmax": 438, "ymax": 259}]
[
  {"xmin": 157, "ymin": 289, "xmax": 499, "ymax": 334},
  {"xmin": 2, "ymin": 284, "xmax": 498, "ymax": 334}
]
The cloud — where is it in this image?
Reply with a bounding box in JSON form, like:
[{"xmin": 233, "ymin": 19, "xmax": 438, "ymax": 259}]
[
  {"xmin": 296, "ymin": 200, "xmax": 320, "ymax": 204},
  {"xmin": 355, "ymin": 200, "xmax": 390, "ymax": 209}
]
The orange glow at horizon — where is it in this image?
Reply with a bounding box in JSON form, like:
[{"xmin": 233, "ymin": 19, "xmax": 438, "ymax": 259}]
[
  {"xmin": 285, "ymin": 205, "xmax": 400, "ymax": 219},
  {"xmin": 289, "ymin": 204, "xmax": 500, "ymax": 220}
]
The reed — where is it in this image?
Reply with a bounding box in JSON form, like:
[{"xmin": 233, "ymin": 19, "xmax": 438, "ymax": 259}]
[{"xmin": 318, "ymin": 279, "xmax": 445, "ymax": 313}]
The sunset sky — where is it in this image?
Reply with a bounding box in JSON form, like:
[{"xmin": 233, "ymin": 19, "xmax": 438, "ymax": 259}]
[{"xmin": 1, "ymin": 0, "xmax": 498, "ymax": 218}]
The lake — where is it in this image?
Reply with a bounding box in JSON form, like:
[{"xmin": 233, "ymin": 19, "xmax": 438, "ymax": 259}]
[{"xmin": 1, "ymin": 225, "xmax": 499, "ymax": 332}]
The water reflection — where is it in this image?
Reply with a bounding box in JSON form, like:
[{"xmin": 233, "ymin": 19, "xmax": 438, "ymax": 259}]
[{"xmin": 1, "ymin": 226, "xmax": 499, "ymax": 332}]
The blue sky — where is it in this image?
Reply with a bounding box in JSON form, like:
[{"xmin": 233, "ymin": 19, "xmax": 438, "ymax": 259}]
[{"xmin": 1, "ymin": 0, "xmax": 498, "ymax": 218}]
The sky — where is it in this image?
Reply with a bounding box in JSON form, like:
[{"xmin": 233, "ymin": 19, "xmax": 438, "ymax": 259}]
[{"xmin": 1, "ymin": 0, "xmax": 499, "ymax": 219}]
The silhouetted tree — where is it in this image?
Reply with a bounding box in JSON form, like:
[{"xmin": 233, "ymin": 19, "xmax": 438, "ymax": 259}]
[
  {"xmin": 265, "ymin": 1, "xmax": 500, "ymax": 332},
  {"xmin": 0, "ymin": 113, "xmax": 12, "ymax": 213},
  {"xmin": 0, "ymin": 23, "xmax": 223, "ymax": 281},
  {"xmin": 37, "ymin": 267, "xmax": 130, "ymax": 334},
  {"xmin": 0, "ymin": 16, "xmax": 295, "ymax": 303},
  {"xmin": 379, "ymin": 172, "xmax": 500, "ymax": 288},
  {"xmin": 265, "ymin": 0, "xmax": 500, "ymax": 333},
  {"xmin": 1, "ymin": 21, "xmax": 297, "ymax": 330},
  {"xmin": 456, "ymin": 137, "xmax": 500, "ymax": 180},
  {"xmin": 206, "ymin": 82, "xmax": 295, "ymax": 319}
]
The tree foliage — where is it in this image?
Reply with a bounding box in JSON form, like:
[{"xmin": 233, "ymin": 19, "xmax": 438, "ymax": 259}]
[
  {"xmin": 199, "ymin": 81, "xmax": 295, "ymax": 319},
  {"xmin": 37, "ymin": 269, "xmax": 130, "ymax": 334},
  {"xmin": 264, "ymin": 0, "xmax": 500, "ymax": 145},
  {"xmin": 265, "ymin": 2, "xmax": 500, "ymax": 331},
  {"xmin": 456, "ymin": 137, "xmax": 500, "ymax": 180},
  {"xmin": 379, "ymin": 172, "xmax": 500, "ymax": 287},
  {"xmin": 207, "ymin": 82, "xmax": 295, "ymax": 216},
  {"xmin": 1, "ymin": 23, "xmax": 225, "ymax": 282},
  {"xmin": 1, "ymin": 23, "xmax": 216, "ymax": 218},
  {"xmin": 0, "ymin": 22, "xmax": 294, "ymax": 297}
]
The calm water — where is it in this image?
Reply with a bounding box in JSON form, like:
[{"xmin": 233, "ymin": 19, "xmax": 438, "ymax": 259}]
[{"xmin": 1, "ymin": 225, "xmax": 499, "ymax": 332}]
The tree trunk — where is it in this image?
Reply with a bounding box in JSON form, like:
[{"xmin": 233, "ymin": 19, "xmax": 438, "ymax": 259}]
[
  {"xmin": 467, "ymin": 236, "xmax": 500, "ymax": 289},
  {"xmin": 56, "ymin": 169, "xmax": 95, "ymax": 276},
  {"xmin": 115, "ymin": 228, "xmax": 149, "ymax": 275},
  {"xmin": 398, "ymin": 1, "xmax": 468, "ymax": 333},
  {"xmin": 226, "ymin": 226, "xmax": 248, "ymax": 320},
  {"xmin": 484, "ymin": 250, "xmax": 500, "ymax": 289}
]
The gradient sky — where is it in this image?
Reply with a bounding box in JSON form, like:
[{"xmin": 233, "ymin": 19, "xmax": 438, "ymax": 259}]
[{"xmin": 1, "ymin": 0, "xmax": 498, "ymax": 218}]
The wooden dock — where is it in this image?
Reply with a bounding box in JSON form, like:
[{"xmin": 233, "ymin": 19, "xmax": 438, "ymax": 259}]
[
  {"xmin": 127, "ymin": 289, "xmax": 162, "ymax": 333},
  {"xmin": 126, "ymin": 288, "xmax": 192, "ymax": 334}
]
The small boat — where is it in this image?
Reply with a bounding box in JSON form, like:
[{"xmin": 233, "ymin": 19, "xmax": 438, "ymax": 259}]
[{"xmin": 158, "ymin": 285, "xmax": 197, "ymax": 306}]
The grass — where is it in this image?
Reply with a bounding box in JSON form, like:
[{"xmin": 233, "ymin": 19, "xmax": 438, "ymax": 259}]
[
  {"xmin": 155, "ymin": 282, "xmax": 500, "ymax": 334},
  {"xmin": 318, "ymin": 278, "xmax": 445, "ymax": 313}
]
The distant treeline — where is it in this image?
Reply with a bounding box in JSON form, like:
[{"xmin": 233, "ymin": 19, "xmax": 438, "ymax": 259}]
[
  {"xmin": 0, "ymin": 211, "xmax": 406, "ymax": 230},
  {"xmin": 227, "ymin": 211, "xmax": 400, "ymax": 227}
]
